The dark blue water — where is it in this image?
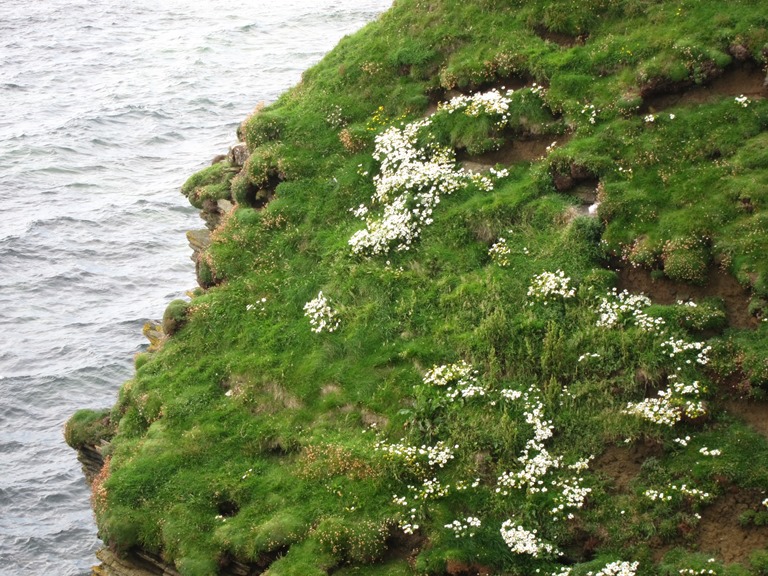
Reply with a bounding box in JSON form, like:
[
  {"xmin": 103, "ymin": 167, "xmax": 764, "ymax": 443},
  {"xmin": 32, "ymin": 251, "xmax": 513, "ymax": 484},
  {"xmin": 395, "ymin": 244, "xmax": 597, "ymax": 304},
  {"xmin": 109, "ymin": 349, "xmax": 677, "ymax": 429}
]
[{"xmin": 0, "ymin": 1, "xmax": 390, "ymax": 573}]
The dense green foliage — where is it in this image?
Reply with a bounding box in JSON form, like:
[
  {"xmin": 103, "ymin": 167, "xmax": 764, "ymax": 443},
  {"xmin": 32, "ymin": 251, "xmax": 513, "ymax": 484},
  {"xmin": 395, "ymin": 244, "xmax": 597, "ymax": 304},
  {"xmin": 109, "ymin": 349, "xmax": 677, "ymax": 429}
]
[{"xmin": 71, "ymin": 0, "xmax": 768, "ymax": 574}]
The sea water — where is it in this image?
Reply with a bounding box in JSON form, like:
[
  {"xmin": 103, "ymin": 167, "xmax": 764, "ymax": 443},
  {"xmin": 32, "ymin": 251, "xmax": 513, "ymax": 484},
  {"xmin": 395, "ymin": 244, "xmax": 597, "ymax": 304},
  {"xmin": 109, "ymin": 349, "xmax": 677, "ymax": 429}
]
[{"xmin": 0, "ymin": 1, "xmax": 391, "ymax": 573}]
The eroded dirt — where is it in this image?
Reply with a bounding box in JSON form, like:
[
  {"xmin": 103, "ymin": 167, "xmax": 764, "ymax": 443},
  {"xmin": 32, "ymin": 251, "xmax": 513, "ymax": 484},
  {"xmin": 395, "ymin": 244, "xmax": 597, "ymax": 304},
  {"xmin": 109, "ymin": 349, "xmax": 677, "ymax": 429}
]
[
  {"xmin": 726, "ymin": 399, "xmax": 768, "ymax": 438},
  {"xmin": 593, "ymin": 440, "xmax": 663, "ymax": 493},
  {"xmin": 696, "ymin": 488, "xmax": 768, "ymax": 564},
  {"xmin": 617, "ymin": 267, "xmax": 757, "ymax": 329},
  {"xmin": 460, "ymin": 133, "xmax": 567, "ymax": 172},
  {"xmin": 643, "ymin": 63, "xmax": 766, "ymax": 113}
]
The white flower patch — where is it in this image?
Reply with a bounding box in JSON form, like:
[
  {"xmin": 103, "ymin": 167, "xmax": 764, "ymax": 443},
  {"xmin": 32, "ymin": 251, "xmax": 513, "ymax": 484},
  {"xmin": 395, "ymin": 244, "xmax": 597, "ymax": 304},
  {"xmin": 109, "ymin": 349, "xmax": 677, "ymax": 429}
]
[
  {"xmin": 410, "ymin": 477, "xmax": 450, "ymax": 500},
  {"xmin": 581, "ymin": 103, "xmax": 599, "ymax": 125},
  {"xmin": 500, "ymin": 388, "xmax": 523, "ymax": 401},
  {"xmin": 303, "ymin": 291, "xmax": 340, "ymax": 333},
  {"xmin": 527, "ymin": 270, "xmax": 575, "ymax": 304},
  {"xmin": 246, "ymin": 296, "xmax": 268, "ymax": 314},
  {"xmin": 594, "ymin": 289, "xmax": 664, "ymax": 331},
  {"xmin": 423, "ymin": 361, "xmax": 485, "ymax": 401},
  {"xmin": 444, "ymin": 516, "xmax": 481, "ymax": 538},
  {"xmin": 735, "ymin": 94, "xmax": 751, "ymax": 107},
  {"xmin": 699, "ymin": 446, "xmax": 721, "ymax": 457},
  {"xmin": 624, "ymin": 393, "xmax": 682, "ymax": 426},
  {"xmin": 551, "ymin": 475, "xmax": 592, "ymax": 519},
  {"xmin": 678, "ymin": 569, "xmax": 720, "ymax": 575},
  {"xmin": 420, "ymin": 441, "xmax": 457, "ymax": 468},
  {"xmin": 673, "ymin": 436, "xmax": 691, "ymax": 447},
  {"xmin": 674, "ymin": 484, "xmax": 712, "ymax": 502},
  {"xmin": 588, "ymin": 560, "xmax": 640, "ymax": 576},
  {"xmin": 500, "ymin": 521, "xmax": 560, "ymax": 557},
  {"xmin": 489, "ymin": 237, "xmax": 511, "ymax": 267},
  {"xmin": 644, "ymin": 489, "xmax": 673, "ymax": 502},
  {"xmin": 349, "ymin": 89, "xmax": 519, "ymax": 256},
  {"xmin": 661, "ymin": 337, "xmax": 711, "ymax": 365},
  {"xmin": 375, "ymin": 439, "xmax": 457, "ymax": 469}
]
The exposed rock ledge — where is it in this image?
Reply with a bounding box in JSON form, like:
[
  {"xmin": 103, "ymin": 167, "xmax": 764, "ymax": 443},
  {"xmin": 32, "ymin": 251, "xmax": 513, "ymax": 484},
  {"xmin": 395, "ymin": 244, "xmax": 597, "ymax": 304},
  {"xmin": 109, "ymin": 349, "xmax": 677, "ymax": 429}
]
[{"xmin": 92, "ymin": 549, "xmax": 180, "ymax": 576}]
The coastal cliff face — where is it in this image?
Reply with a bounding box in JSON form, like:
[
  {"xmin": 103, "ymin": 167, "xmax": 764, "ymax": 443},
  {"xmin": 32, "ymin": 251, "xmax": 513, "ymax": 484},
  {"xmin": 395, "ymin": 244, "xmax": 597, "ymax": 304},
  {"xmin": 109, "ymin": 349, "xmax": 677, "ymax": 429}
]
[{"xmin": 67, "ymin": 0, "xmax": 768, "ymax": 574}]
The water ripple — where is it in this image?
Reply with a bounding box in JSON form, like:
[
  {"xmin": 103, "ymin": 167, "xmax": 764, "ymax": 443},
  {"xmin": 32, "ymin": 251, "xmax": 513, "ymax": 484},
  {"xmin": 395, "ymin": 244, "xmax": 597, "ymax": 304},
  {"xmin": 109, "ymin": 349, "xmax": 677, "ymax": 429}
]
[{"xmin": 0, "ymin": 0, "xmax": 391, "ymax": 572}]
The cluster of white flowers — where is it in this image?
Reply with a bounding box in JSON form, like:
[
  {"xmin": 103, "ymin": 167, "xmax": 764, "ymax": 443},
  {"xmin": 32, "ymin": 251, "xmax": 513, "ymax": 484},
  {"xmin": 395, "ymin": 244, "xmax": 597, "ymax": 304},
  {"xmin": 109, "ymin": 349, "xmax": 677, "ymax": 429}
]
[
  {"xmin": 392, "ymin": 496, "xmax": 420, "ymax": 534},
  {"xmin": 423, "ymin": 361, "xmax": 475, "ymax": 386},
  {"xmin": 375, "ymin": 439, "xmax": 456, "ymax": 469},
  {"xmin": 578, "ymin": 352, "xmax": 601, "ymax": 362},
  {"xmin": 409, "ymin": 477, "xmax": 451, "ymax": 500},
  {"xmin": 661, "ymin": 337, "xmax": 711, "ymax": 365},
  {"xmin": 699, "ymin": 446, "xmax": 721, "ymax": 457},
  {"xmin": 763, "ymin": 497, "xmax": 768, "ymax": 508},
  {"xmin": 497, "ymin": 400, "xmax": 559, "ymax": 494},
  {"xmin": 399, "ymin": 520, "xmax": 418, "ymax": 534},
  {"xmin": 617, "ymin": 165, "xmax": 633, "ymax": 178},
  {"xmin": 303, "ymin": 291, "xmax": 340, "ymax": 333},
  {"xmin": 625, "ymin": 334, "xmax": 710, "ymax": 426},
  {"xmin": 675, "ymin": 484, "xmax": 712, "ymax": 501},
  {"xmin": 439, "ymin": 88, "xmax": 516, "ymax": 125},
  {"xmin": 673, "ymin": 435, "xmax": 691, "ymax": 447},
  {"xmin": 454, "ymin": 478, "xmax": 481, "ymax": 491},
  {"xmin": 489, "ymin": 237, "xmax": 511, "ymax": 266},
  {"xmin": 735, "ymin": 94, "xmax": 751, "ymax": 107},
  {"xmin": 624, "ymin": 376, "xmax": 706, "ymax": 426},
  {"xmin": 581, "ymin": 103, "xmax": 598, "ymax": 124},
  {"xmin": 678, "ymin": 569, "xmax": 718, "ymax": 575},
  {"xmin": 624, "ymin": 390, "xmax": 683, "ymax": 426},
  {"xmin": 444, "ymin": 516, "xmax": 481, "ymax": 538},
  {"xmin": 527, "ymin": 270, "xmax": 575, "ymax": 304},
  {"xmin": 644, "ymin": 489, "xmax": 673, "ymax": 502},
  {"xmin": 497, "ymin": 446, "xmax": 562, "ymax": 495},
  {"xmin": 587, "ymin": 561, "xmax": 639, "ymax": 576},
  {"xmin": 500, "ymin": 521, "xmax": 560, "ymax": 557},
  {"xmin": 349, "ymin": 89, "xmax": 517, "ymax": 255},
  {"xmin": 423, "ymin": 361, "xmax": 486, "ymax": 401},
  {"xmin": 421, "ymin": 441, "xmax": 457, "ymax": 468},
  {"xmin": 551, "ymin": 476, "xmax": 592, "ymax": 518},
  {"xmin": 594, "ymin": 289, "xmax": 664, "ymax": 331},
  {"xmin": 644, "ymin": 113, "xmax": 675, "ymax": 122},
  {"xmin": 500, "ymin": 388, "xmax": 523, "ymax": 401},
  {"xmin": 246, "ymin": 296, "xmax": 268, "ymax": 313}
]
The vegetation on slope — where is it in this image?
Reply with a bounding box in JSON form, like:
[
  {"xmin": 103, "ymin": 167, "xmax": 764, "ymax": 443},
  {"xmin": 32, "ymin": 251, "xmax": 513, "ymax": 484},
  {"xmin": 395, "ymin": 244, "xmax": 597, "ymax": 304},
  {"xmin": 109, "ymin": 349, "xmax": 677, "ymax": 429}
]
[{"xmin": 68, "ymin": 0, "xmax": 768, "ymax": 574}]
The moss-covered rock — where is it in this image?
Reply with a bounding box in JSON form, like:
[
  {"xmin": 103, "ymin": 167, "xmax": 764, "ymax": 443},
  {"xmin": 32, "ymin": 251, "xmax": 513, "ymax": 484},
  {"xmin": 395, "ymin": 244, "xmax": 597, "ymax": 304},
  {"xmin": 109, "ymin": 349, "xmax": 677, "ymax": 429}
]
[
  {"xmin": 64, "ymin": 408, "xmax": 114, "ymax": 450},
  {"xmin": 162, "ymin": 299, "xmax": 190, "ymax": 336}
]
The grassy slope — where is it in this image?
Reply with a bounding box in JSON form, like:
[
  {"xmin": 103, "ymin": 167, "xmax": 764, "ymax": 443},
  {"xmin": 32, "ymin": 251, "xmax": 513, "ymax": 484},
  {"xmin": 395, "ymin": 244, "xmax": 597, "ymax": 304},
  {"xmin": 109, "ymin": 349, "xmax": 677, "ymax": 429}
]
[{"xmin": 69, "ymin": 1, "xmax": 768, "ymax": 574}]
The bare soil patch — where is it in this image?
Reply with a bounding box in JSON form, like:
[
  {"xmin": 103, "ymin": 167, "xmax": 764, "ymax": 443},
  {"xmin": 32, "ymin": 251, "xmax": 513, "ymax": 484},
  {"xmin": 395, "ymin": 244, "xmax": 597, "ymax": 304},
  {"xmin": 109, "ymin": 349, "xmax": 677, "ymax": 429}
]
[
  {"xmin": 696, "ymin": 488, "xmax": 768, "ymax": 564},
  {"xmin": 643, "ymin": 63, "xmax": 766, "ymax": 113},
  {"xmin": 726, "ymin": 398, "xmax": 768, "ymax": 438},
  {"xmin": 616, "ymin": 267, "xmax": 757, "ymax": 330},
  {"xmin": 460, "ymin": 133, "xmax": 566, "ymax": 172},
  {"xmin": 593, "ymin": 440, "xmax": 663, "ymax": 493}
]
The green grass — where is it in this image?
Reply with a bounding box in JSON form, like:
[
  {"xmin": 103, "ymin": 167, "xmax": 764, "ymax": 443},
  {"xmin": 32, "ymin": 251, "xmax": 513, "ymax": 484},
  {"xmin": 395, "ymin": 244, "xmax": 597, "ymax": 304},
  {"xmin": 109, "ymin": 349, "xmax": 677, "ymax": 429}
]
[{"xmin": 67, "ymin": 0, "xmax": 768, "ymax": 574}]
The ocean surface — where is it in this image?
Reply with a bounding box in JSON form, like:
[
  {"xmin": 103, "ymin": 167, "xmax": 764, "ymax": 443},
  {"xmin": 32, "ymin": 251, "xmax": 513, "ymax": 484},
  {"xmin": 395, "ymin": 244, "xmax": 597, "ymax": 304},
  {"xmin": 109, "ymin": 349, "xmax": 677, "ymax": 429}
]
[{"xmin": 0, "ymin": 1, "xmax": 391, "ymax": 573}]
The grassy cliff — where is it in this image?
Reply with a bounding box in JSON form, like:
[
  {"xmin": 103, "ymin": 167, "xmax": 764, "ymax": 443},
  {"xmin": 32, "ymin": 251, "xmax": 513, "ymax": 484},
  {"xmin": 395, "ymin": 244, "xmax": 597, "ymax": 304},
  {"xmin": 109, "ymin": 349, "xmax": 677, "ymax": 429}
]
[{"xmin": 68, "ymin": 1, "xmax": 768, "ymax": 574}]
